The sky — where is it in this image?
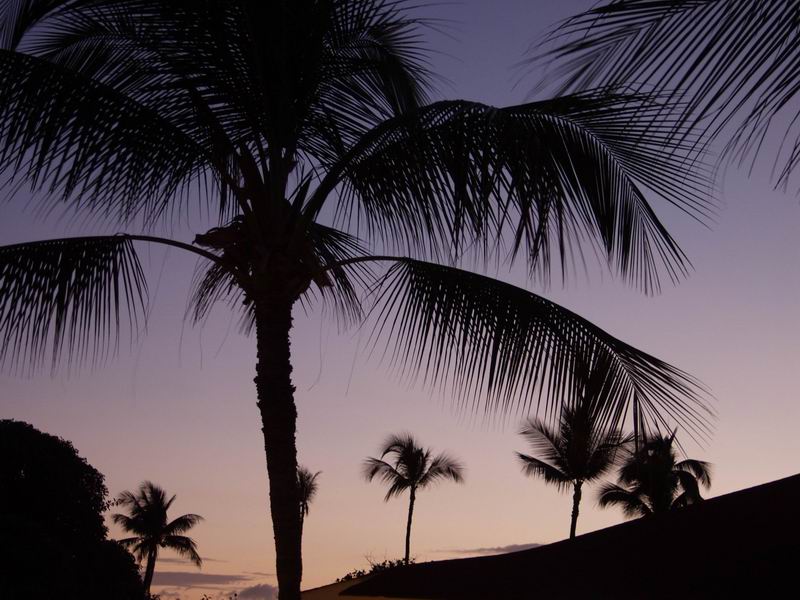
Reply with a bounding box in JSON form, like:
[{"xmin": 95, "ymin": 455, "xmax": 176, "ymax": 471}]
[{"xmin": 2, "ymin": 1, "xmax": 800, "ymax": 599}]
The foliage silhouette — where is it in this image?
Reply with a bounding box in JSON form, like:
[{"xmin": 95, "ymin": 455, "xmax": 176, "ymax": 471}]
[
  {"xmin": 0, "ymin": 2, "xmax": 713, "ymax": 597},
  {"xmin": 113, "ymin": 481, "xmax": 203, "ymax": 595},
  {"xmin": 364, "ymin": 433, "xmax": 464, "ymax": 564},
  {"xmin": 516, "ymin": 394, "xmax": 630, "ymax": 538},
  {"xmin": 540, "ymin": 0, "xmax": 800, "ymax": 189},
  {"xmin": 598, "ymin": 432, "xmax": 712, "ymax": 517},
  {"xmin": 297, "ymin": 466, "xmax": 321, "ymax": 540},
  {"xmin": 0, "ymin": 420, "xmax": 145, "ymax": 599},
  {"xmin": 337, "ymin": 558, "xmax": 414, "ymax": 583}
]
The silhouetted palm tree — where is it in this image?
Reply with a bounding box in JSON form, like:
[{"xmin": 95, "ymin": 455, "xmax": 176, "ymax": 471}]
[
  {"xmin": 297, "ymin": 466, "xmax": 320, "ymax": 539},
  {"xmin": 0, "ymin": 3, "xmax": 713, "ymax": 598},
  {"xmin": 112, "ymin": 481, "xmax": 203, "ymax": 595},
  {"xmin": 516, "ymin": 401, "xmax": 629, "ymax": 539},
  {"xmin": 598, "ymin": 432, "xmax": 712, "ymax": 517},
  {"xmin": 364, "ymin": 434, "xmax": 464, "ymax": 564},
  {"xmin": 543, "ymin": 0, "xmax": 800, "ymax": 188}
]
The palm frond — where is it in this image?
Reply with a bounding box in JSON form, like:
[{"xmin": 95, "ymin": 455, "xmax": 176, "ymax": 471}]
[
  {"xmin": 539, "ymin": 0, "xmax": 800, "ymax": 188},
  {"xmin": 0, "ymin": 236, "xmax": 147, "ymax": 373},
  {"xmin": 0, "ymin": 46, "xmax": 214, "ymax": 223},
  {"xmin": 164, "ymin": 513, "xmax": 204, "ymax": 536},
  {"xmin": 519, "ymin": 418, "xmax": 566, "ymax": 467},
  {"xmin": 597, "ymin": 482, "xmax": 651, "ymax": 517},
  {"xmin": 516, "ymin": 453, "xmax": 571, "ymax": 491},
  {"xmin": 323, "ymin": 91, "xmax": 712, "ymax": 291},
  {"xmin": 162, "ymin": 534, "xmax": 202, "ymax": 568},
  {"xmin": 367, "ymin": 258, "xmax": 711, "ymax": 438},
  {"xmin": 675, "ymin": 458, "xmax": 712, "ymax": 488},
  {"xmin": 418, "ymin": 452, "xmax": 464, "ymax": 488},
  {"xmin": 362, "ymin": 457, "xmax": 405, "ymax": 487}
]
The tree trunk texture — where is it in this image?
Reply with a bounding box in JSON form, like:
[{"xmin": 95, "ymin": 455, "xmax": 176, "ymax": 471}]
[
  {"xmin": 405, "ymin": 488, "xmax": 416, "ymax": 564},
  {"xmin": 142, "ymin": 546, "xmax": 157, "ymax": 595},
  {"xmin": 570, "ymin": 480, "xmax": 583, "ymax": 539},
  {"xmin": 254, "ymin": 297, "xmax": 302, "ymax": 600}
]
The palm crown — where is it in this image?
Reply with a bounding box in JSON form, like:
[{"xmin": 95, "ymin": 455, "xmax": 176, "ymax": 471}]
[
  {"xmin": 112, "ymin": 481, "xmax": 203, "ymax": 594},
  {"xmin": 297, "ymin": 465, "xmax": 321, "ymax": 542},
  {"xmin": 598, "ymin": 432, "xmax": 712, "ymax": 517},
  {"xmin": 0, "ymin": 2, "xmax": 714, "ymax": 597},
  {"xmin": 517, "ymin": 398, "xmax": 630, "ymax": 538},
  {"xmin": 364, "ymin": 433, "xmax": 464, "ymax": 563}
]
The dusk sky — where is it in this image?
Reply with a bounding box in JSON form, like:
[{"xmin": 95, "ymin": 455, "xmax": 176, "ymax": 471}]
[{"xmin": 2, "ymin": 1, "xmax": 799, "ymax": 599}]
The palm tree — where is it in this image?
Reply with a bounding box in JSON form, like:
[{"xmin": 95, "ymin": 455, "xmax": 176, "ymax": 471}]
[
  {"xmin": 542, "ymin": 0, "xmax": 800, "ymax": 188},
  {"xmin": 297, "ymin": 466, "xmax": 320, "ymax": 540},
  {"xmin": 598, "ymin": 432, "xmax": 712, "ymax": 517},
  {"xmin": 516, "ymin": 401, "xmax": 629, "ymax": 539},
  {"xmin": 0, "ymin": 2, "xmax": 713, "ymax": 598},
  {"xmin": 112, "ymin": 481, "xmax": 203, "ymax": 595},
  {"xmin": 364, "ymin": 433, "xmax": 464, "ymax": 564}
]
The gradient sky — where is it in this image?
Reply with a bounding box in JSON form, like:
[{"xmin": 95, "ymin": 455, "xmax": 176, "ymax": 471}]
[{"xmin": 2, "ymin": 1, "xmax": 799, "ymax": 599}]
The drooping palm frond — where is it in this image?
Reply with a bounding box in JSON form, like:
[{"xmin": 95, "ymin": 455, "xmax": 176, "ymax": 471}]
[
  {"xmin": 516, "ymin": 453, "xmax": 571, "ymax": 490},
  {"xmin": 366, "ymin": 258, "xmax": 711, "ymax": 439},
  {"xmin": 162, "ymin": 534, "xmax": 202, "ymax": 568},
  {"xmin": 318, "ymin": 91, "xmax": 712, "ymax": 292},
  {"xmin": 0, "ymin": 236, "xmax": 147, "ymax": 373},
  {"xmin": 597, "ymin": 482, "xmax": 652, "ymax": 517},
  {"xmin": 540, "ymin": 0, "xmax": 800, "ymax": 188},
  {"xmin": 0, "ymin": 47, "xmax": 214, "ymax": 222}
]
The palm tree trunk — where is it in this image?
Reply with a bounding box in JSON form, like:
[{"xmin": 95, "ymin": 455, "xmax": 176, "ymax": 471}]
[
  {"xmin": 142, "ymin": 546, "xmax": 157, "ymax": 595},
  {"xmin": 405, "ymin": 488, "xmax": 416, "ymax": 564},
  {"xmin": 569, "ymin": 480, "xmax": 583, "ymax": 539},
  {"xmin": 254, "ymin": 296, "xmax": 302, "ymax": 600}
]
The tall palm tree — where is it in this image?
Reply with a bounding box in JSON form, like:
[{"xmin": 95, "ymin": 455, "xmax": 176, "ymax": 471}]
[
  {"xmin": 0, "ymin": 2, "xmax": 713, "ymax": 597},
  {"xmin": 297, "ymin": 466, "xmax": 320, "ymax": 540},
  {"xmin": 542, "ymin": 0, "xmax": 800, "ymax": 189},
  {"xmin": 516, "ymin": 400, "xmax": 629, "ymax": 539},
  {"xmin": 598, "ymin": 432, "xmax": 712, "ymax": 517},
  {"xmin": 364, "ymin": 433, "xmax": 464, "ymax": 564},
  {"xmin": 112, "ymin": 481, "xmax": 203, "ymax": 595}
]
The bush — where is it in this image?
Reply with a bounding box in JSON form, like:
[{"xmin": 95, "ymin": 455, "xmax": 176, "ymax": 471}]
[{"xmin": 0, "ymin": 420, "xmax": 145, "ymax": 599}]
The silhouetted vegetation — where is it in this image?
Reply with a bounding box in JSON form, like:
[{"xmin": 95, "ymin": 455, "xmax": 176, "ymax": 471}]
[
  {"xmin": 337, "ymin": 558, "xmax": 415, "ymax": 582},
  {"xmin": 598, "ymin": 432, "xmax": 712, "ymax": 516},
  {"xmin": 516, "ymin": 397, "xmax": 630, "ymax": 538},
  {"xmin": 543, "ymin": 0, "xmax": 800, "ymax": 189},
  {"xmin": 297, "ymin": 466, "xmax": 320, "ymax": 540},
  {"xmin": 364, "ymin": 434, "xmax": 464, "ymax": 564},
  {"xmin": 0, "ymin": 2, "xmax": 716, "ymax": 597},
  {"xmin": 0, "ymin": 420, "xmax": 145, "ymax": 599},
  {"xmin": 113, "ymin": 482, "xmax": 203, "ymax": 595}
]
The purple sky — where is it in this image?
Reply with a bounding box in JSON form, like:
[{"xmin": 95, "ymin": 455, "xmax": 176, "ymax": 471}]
[{"xmin": 2, "ymin": 1, "xmax": 799, "ymax": 598}]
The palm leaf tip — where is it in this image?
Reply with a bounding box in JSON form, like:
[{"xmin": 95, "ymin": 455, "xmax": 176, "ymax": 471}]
[
  {"xmin": 0, "ymin": 236, "xmax": 147, "ymax": 373},
  {"xmin": 369, "ymin": 258, "xmax": 711, "ymax": 438}
]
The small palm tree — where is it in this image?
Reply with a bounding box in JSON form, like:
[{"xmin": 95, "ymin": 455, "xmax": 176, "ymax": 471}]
[
  {"xmin": 516, "ymin": 400, "xmax": 629, "ymax": 539},
  {"xmin": 598, "ymin": 432, "xmax": 712, "ymax": 517},
  {"xmin": 112, "ymin": 481, "xmax": 203, "ymax": 595},
  {"xmin": 297, "ymin": 466, "xmax": 321, "ymax": 539},
  {"xmin": 364, "ymin": 434, "xmax": 464, "ymax": 564}
]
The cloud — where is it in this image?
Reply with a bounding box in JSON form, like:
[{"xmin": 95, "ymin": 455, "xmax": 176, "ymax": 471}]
[
  {"xmin": 151, "ymin": 571, "xmax": 251, "ymax": 587},
  {"xmin": 244, "ymin": 571, "xmax": 275, "ymax": 577},
  {"xmin": 438, "ymin": 543, "xmax": 542, "ymax": 556},
  {"xmin": 238, "ymin": 583, "xmax": 279, "ymax": 599}
]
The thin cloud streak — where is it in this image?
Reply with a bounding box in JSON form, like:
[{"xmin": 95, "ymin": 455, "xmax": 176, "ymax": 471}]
[{"xmin": 437, "ymin": 542, "xmax": 542, "ymax": 555}]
